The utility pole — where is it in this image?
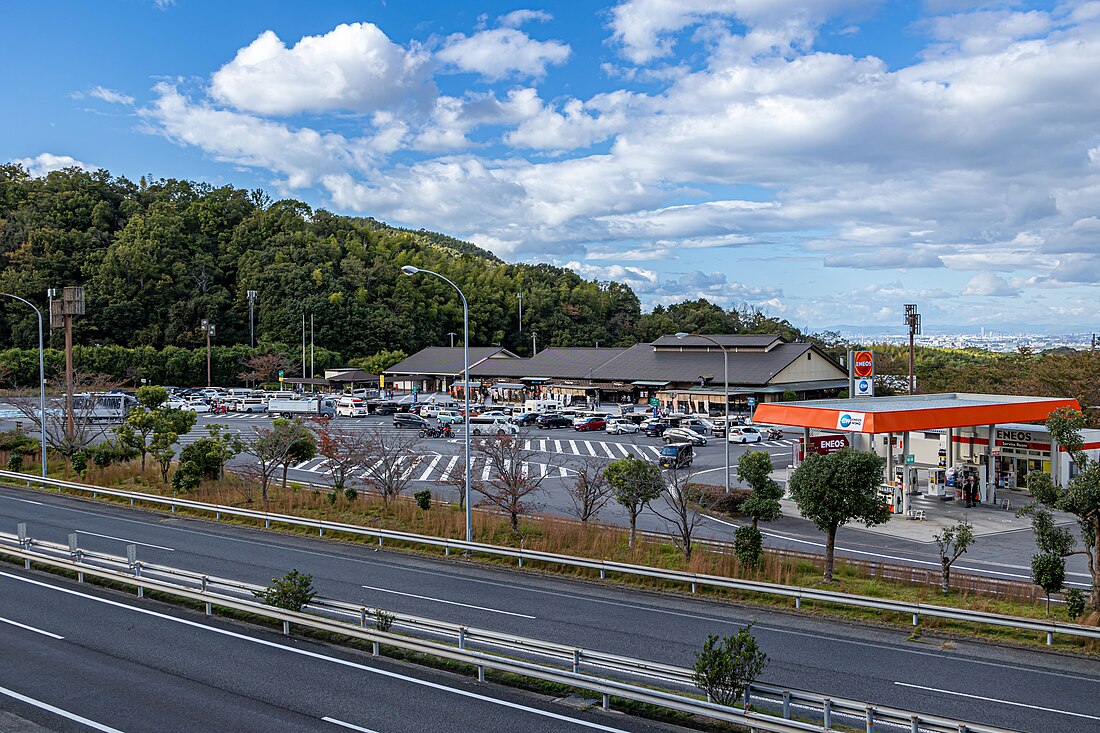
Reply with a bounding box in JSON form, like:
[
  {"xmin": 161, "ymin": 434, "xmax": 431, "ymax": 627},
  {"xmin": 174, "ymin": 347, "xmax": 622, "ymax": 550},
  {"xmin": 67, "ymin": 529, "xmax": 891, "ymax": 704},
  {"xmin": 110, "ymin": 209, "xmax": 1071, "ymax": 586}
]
[
  {"xmin": 903, "ymin": 304, "xmax": 921, "ymax": 396},
  {"xmin": 310, "ymin": 314, "xmax": 315, "ymax": 391},
  {"xmin": 447, "ymin": 331, "xmax": 457, "ymax": 348},
  {"xmin": 201, "ymin": 319, "xmax": 215, "ymax": 387},
  {"xmin": 301, "ymin": 313, "xmax": 306, "ymax": 386},
  {"xmin": 49, "ymin": 287, "xmax": 84, "ymax": 440},
  {"xmin": 532, "ymin": 331, "xmax": 539, "ymax": 356},
  {"xmin": 517, "ymin": 291, "xmax": 523, "ymax": 333},
  {"xmin": 247, "ymin": 290, "xmax": 257, "ymax": 348}
]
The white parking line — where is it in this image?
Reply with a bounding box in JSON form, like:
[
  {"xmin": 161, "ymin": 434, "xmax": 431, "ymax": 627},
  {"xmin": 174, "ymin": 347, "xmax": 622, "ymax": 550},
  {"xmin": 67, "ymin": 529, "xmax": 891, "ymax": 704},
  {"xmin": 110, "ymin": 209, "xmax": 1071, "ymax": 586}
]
[
  {"xmin": 323, "ymin": 717, "xmax": 380, "ymax": 733},
  {"xmin": 361, "ymin": 585, "xmax": 536, "ymax": 618},
  {"xmin": 893, "ymin": 682, "xmax": 1100, "ymax": 721},
  {"xmin": 78, "ymin": 531, "xmax": 174, "ymax": 552},
  {"xmin": 0, "ymin": 684, "xmax": 122, "ymax": 733},
  {"xmin": 0, "ymin": 615, "xmax": 64, "ymax": 639}
]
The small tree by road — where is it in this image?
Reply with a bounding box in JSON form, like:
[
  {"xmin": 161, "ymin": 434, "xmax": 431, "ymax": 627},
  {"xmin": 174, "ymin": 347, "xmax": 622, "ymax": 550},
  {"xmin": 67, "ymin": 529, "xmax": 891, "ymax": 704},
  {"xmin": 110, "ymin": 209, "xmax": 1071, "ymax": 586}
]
[
  {"xmin": 651, "ymin": 468, "xmax": 712, "ymax": 560},
  {"xmin": 932, "ymin": 519, "xmax": 975, "ymax": 593},
  {"xmin": 473, "ymin": 431, "xmax": 555, "ymax": 536},
  {"xmin": 734, "ymin": 450, "xmax": 785, "ymax": 567},
  {"xmin": 310, "ymin": 421, "xmax": 364, "ymax": 493},
  {"xmin": 788, "ymin": 448, "xmax": 890, "ymax": 583},
  {"xmin": 360, "ymin": 427, "xmax": 422, "ymax": 510},
  {"xmin": 565, "ymin": 457, "xmax": 613, "ymax": 523},
  {"xmin": 692, "ymin": 625, "xmax": 768, "ymax": 707},
  {"xmin": 1023, "ymin": 407, "xmax": 1100, "ymax": 614},
  {"xmin": 606, "ymin": 456, "xmax": 664, "ymax": 549},
  {"xmin": 112, "ymin": 385, "xmax": 170, "ymax": 472},
  {"xmin": 149, "ymin": 408, "xmax": 197, "ymax": 483},
  {"xmin": 254, "ymin": 569, "xmax": 315, "ymax": 612},
  {"xmin": 239, "ymin": 419, "xmax": 313, "ymax": 502}
]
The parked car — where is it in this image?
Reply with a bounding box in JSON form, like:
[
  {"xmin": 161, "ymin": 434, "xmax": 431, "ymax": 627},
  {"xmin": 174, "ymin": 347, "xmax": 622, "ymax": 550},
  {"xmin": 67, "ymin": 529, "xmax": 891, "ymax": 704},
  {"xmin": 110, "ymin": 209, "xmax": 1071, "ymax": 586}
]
[
  {"xmin": 537, "ymin": 414, "xmax": 573, "ymax": 429},
  {"xmin": 335, "ymin": 396, "xmax": 368, "ymax": 417},
  {"xmin": 476, "ymin": 410, "xmax": 510, "ymax": 419},
  {"xmin": 393, "ymin": 413, "xmax": 430, "ymax": 430},
  {"xmin": 469, "ymin": 415, "xmax": 519, "ymax": 436},
  {"xmin": 375, "ymin": 402, "xmax": 399, "ymax": 416},
  {"xmin": 573, "ymin": 416, "xmax": 607, "ymax": 432},
  {"xmin": 642, "ymin": 420, "xmax": 668, "ymax": 437},
  {"xmin": 658, "ymin": 442, "xmax": 694, "ymax": 469},
  {"xmin": 663, "ymin": 427, "xmax": 708, "ymax": 446},
  {"xmin": 437, "ymin": 409, "xmax": 465, "ymax": 424},
  {"xmin": 511, "ymin": 412, "xmax": 540, "ymax": 427},
  {"xmin": 166, "ymin": 398, "xmax": 210, "ymax": 413},
  {"xmin": 605, "ymin": 419, "xmax": 639, "ymax": 435},
  {"xmin": 727, "ymin": 426, "xmax": 763, "ymax": 443},
  {"xmin": 236, "ymin": 396, "xmax": 267, "ymax": 413}
]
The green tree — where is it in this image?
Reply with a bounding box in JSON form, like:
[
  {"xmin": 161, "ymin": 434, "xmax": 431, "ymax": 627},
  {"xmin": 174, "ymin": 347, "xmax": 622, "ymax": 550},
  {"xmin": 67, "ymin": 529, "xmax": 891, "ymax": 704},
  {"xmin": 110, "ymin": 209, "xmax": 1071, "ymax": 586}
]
[
  {"xmin": 113, "ymin": 385, "xmax": 171, "ymax": 472},
  {"xmin": 1031, "ymin": 553, "xmax": 1066, "ymax": 613},
  {"xmin": 149, "ymin": 409, "xmax": 197, "ymax": 483},
  {"xmin": 736, "ymin": 450, "xmax": 783, "ymax": 529},
  {"xmin": 692, "ymin": 625, "xmax": 768, "ymax": 707},
  {"xmin": 734, "ymin": 525, "xmax": 764, "ymax": 568},
  {"xmin": 253, "ymin": 569, "xmax": 315, "ymax": 612},
  {"xmin": 1023, "ymin": 407, "xmax": 1100, "ymax": 613},
  {"xmin": 788, "ymin": 449, "xmax": 891, "ymax": 582},
  {"xmin": 606, "ymin": 456, "xmax": 664, "ymax": 549},
  {"xmin": 240, "ymin": 419, "xmax": 311, "ymax": 502},
  {"xmin": 932, "ymin": 520, "xmax": 975, "ymax": 593},
  {"xmin": 280, "ymin": 427, "xmax": 317, "ymax": 489}
]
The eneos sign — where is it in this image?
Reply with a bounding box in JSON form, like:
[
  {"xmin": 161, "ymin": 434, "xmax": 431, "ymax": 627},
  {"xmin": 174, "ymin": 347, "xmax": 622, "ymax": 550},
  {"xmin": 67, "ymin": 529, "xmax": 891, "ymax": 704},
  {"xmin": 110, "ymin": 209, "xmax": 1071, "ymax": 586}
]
[
  {"xmin": 810, "ymin": 434, "xmax": 850, "ymax": 455},
  {"xmin": 853, "ymin": 351, "xmax": 874, "ymax": 378}
]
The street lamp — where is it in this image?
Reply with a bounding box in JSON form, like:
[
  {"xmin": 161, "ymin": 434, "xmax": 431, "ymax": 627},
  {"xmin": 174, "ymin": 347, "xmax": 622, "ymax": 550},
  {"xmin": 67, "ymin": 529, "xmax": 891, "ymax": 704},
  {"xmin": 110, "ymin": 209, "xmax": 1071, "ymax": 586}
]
[
  {"xmin": 401, "ymin": 265, "xmax": 472, "ymax": 545},
  {"xmin": 676, "ymin": 332, "xmax": 729, "ymax": 494},
  {"xmin": 1, "ymin": 294, "xmax": 47, "ymax": 478},
  {"xmin": 201, "ymin": 319, "xmax": 216, "ymax": 387},
  {"xmin": 247, "ymin": 290, "xmax": 257, "ymax": 348}
]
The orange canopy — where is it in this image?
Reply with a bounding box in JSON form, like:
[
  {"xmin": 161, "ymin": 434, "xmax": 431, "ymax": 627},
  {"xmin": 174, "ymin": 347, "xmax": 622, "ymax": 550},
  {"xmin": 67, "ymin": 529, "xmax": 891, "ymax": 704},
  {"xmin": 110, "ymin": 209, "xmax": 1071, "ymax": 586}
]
[{"xmin": 754, "ymin": 393, "xmax": 1080, "ymax": 434}]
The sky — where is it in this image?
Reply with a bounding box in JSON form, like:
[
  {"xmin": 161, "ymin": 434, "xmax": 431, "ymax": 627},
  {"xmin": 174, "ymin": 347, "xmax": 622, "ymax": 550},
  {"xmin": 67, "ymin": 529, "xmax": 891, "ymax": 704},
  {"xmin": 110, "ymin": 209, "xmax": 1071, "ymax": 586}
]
[{"xmin": 3, "ymin": 0, "xmax": 1099, "ymax": 334}]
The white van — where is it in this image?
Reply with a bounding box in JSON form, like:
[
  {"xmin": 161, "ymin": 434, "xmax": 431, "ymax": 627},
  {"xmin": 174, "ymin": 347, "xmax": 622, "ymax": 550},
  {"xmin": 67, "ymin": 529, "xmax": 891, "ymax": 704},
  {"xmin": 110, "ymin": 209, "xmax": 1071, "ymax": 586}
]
[
  {"xmin": 336, "ymin": 396, "xmax": 368, "ymax": 417},
  {"xmin": 524, "ymin": 399, "xmax": 563, "ymax": 414},
  {"xmin": 237, "ymin": 396, "xmax": 267, "ymax": 413},
  {"xmin": 469, "ymin": 416, "xmax": 519, "ymax": 436},
  {"xmin": 227, "ymin": 388, "xmax": 252, "ymax": 398}
]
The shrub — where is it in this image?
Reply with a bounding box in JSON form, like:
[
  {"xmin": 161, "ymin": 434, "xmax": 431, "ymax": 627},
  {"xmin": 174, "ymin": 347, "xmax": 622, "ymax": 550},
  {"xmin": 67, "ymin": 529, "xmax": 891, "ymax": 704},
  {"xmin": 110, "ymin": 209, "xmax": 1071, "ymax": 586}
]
[
  {"xmin": 734, "ymin": 525, "xmax": 763, "ymax": 568},
  {"xmin": 692, "ymin": 625, "xmax": 768, "ymax": 707},
  {"xmin": 327, "ymin": 490, "xmax": 338, "ymax": 505},
  {"xmin": 171, "ymin": 461, "xmax": 202, "ymax": 493},
  {"xmin": 344, "ymin": 487, "xmax": 358, "ymax": 501},
  {"xmin": 6, "ymin": 453, "xmax": 23, "ymax": 472},
  {"xmin": 180, "ymin": 438, "xmax": 222, "ymax": 480},
  {"xmin": 70, "ymin": 451, "xmax": 88, "ymax": 475},
  {"xmin": 1065, "ymin": 588, "xmax": 1086, "ymax": 620},
  {"xmin": 414, "ymin": 489, "xmax": 431, "ymax": 510},
  {"xmin": 374, "ymin": 608, "xmax": 396, "ymax": 632},
  {"xmin": 253, "ymin": 569, "xmax": 315, "ymax": 612},
  {"xmin": 699, "ymin": 486, "xmax": 753, "ymax": 516}
]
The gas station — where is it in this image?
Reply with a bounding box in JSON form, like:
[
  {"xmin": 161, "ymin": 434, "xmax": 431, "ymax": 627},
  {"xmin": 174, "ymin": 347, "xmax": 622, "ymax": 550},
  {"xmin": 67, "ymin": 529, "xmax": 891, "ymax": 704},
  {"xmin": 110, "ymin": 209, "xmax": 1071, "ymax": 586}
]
[{"xmin": 754, "ymin": 392, "xmax": 1089, "ymax": 519}]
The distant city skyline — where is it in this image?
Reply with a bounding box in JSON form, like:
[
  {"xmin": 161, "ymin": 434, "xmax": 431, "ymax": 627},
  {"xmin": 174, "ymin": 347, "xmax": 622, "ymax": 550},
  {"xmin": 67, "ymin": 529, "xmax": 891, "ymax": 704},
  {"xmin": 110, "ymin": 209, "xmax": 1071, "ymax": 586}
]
[{"xmin": 3, "ymin": 1, "xmax": 1099, "ymax": 331}]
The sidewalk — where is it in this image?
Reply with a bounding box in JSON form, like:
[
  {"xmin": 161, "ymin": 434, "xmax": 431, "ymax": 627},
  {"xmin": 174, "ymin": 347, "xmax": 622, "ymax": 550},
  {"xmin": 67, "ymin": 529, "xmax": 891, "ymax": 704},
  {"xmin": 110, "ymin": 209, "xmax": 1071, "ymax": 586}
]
[{"xmin": 769, "ymin": 470, "xmax": 1049, "ymax": 543}]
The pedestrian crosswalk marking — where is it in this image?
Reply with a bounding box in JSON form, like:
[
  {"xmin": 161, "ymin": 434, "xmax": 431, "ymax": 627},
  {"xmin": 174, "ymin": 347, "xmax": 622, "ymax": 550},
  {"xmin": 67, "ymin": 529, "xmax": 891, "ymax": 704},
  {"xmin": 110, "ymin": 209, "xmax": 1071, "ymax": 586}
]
[{"xmin": 417, "ymin": 454, "xmax": 441, "ymax": 481}]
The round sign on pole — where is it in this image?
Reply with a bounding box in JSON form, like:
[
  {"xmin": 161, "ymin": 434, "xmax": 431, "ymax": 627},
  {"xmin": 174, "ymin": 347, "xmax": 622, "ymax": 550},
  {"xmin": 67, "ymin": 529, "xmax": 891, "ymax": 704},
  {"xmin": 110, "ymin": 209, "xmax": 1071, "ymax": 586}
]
[{"xmin": 853, "ymin": 351, "xmax": 874, "ymax": 378}]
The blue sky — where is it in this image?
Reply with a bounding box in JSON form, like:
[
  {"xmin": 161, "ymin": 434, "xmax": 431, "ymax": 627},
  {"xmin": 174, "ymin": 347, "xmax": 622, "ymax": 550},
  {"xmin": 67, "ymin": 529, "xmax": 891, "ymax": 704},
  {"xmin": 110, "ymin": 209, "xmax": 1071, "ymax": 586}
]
[{"xmin": 4, "ymin": 0, "xmax": 1099, "ymax": 334}]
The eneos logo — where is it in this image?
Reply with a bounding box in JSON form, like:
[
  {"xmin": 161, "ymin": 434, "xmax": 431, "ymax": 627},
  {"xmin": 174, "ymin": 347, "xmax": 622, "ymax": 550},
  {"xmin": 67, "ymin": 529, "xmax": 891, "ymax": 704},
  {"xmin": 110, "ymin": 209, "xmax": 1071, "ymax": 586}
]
[
  {"xmin": 853, "ymin": 351, "xmax": 874, "ymax": 378},
  {"xmin": 839, "ymin": 414, "xmax": 853, "ymax": 428}
]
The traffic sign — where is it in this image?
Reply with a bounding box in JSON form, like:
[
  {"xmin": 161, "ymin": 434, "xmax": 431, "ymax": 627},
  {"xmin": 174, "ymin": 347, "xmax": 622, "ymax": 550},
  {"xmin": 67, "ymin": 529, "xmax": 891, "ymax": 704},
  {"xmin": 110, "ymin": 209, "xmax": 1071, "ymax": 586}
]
[
  {"xmin": 747, "ymin": 397, "xmax": 757, "ymax": 407},
  {"xmin": 648, "ymin": 397, "xmax": 660, "ymax": 406},
  {"xmin": 278, "ymin": 369, "xmax": 285, "ymax": 378},
  {"xmin": 905, "ymin": 454, "xmax": 915, "ymax": 465}
]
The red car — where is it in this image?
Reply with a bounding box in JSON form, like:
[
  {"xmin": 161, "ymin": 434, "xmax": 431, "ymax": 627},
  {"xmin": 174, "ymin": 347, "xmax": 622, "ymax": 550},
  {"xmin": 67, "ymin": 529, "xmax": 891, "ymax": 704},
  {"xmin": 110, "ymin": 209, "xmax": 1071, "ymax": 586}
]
[{"xmin": 573, "ymin": 416, "xmax": 607, "ymax": 432}]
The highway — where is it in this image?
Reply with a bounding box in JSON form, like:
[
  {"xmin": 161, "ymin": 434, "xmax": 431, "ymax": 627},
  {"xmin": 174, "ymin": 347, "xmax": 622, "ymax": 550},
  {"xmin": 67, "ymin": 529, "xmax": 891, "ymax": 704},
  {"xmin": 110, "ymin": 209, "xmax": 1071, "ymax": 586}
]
[
  {"xmin": 0, "ymin": 566, "xmax": 670, "ymax": 733},
  {"xmin": 1, "ymin": 484, "xmax": 1097, "ymax": 733}
]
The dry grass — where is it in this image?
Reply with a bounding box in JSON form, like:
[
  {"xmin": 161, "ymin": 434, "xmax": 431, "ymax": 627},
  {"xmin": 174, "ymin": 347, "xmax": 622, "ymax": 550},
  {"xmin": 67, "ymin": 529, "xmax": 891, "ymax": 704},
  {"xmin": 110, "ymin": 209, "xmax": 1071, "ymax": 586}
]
[{"xmin": 17, "ymin": 458, "xmax": 1098, "ymax": 652}]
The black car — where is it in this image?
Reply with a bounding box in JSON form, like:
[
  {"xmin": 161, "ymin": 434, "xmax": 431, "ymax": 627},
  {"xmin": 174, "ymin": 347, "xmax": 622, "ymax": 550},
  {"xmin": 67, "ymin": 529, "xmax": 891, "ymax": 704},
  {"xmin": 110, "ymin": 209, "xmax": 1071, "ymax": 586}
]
[
  {"xmin": 512, "ymin": 412, "xmax": 540, "ymax": 427},
  {"xmin": 643, "ymin": 421, "xmax": 668, "ymax": 437},
  {"xmin": 658, "ymin": 442, "xmax": 693, "ymax": 469},
  {"xmin": 375, "ymin": 402, "xmax": 399, "ymax": 416},
  {"xmin": 393, "ymin": 413, "xmax": 430, "ymax": 429},
  {"xmin": 536, "ymin": 413, "xmax": 573, "ymax": 429}
]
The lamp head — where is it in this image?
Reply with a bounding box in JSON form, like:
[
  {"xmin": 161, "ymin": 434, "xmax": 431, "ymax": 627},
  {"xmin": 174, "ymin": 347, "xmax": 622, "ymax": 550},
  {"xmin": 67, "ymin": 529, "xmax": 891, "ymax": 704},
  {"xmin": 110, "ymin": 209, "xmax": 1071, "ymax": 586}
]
[{"xmin": 401, "ymin": 265, "xmax": 420, "ymax": 275}]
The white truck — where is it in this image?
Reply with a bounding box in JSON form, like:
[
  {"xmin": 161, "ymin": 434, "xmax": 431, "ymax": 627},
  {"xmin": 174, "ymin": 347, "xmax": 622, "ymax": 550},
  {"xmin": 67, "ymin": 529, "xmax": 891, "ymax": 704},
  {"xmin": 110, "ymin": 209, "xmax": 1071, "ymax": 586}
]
[{"xmin": 267, "ymin": 397, "xmax": 336, "ymax": 419}]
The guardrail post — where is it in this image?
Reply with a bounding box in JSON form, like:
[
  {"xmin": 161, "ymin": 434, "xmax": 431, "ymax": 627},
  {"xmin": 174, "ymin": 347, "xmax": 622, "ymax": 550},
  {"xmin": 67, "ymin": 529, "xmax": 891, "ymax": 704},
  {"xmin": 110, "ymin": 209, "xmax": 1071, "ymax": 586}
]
[
  {"xmin": 601, "ymin": 693, "xmax": 609, "ymax": 710},
  {"xmin": 359, "ymin": 608, "xmax": 367, "ymax": 627},
  {"xmin": 572, "ymin": 649, "xmax": 580, "ymax": 674},
  {"xmin": 690, "ymin": 581, "xmax": 697, "ymax": 593},
  {"xmin": 910, "ymin": 715, "xmax": 919, "ymax": 733},
  {"xmin": 865, "ymin": 706, "xmax": 874, "ymax": 733},
  {"xmin": 134, "ymin": 562, "xmax": 144, "ymax": 599},
  {"xmin": 216, "ymin": 510, "xmax": 221, "ymax": 520},
  {"xmin": 823, "ymin": 698, "xmax": 831, "ymax": 729},
  {"xmin": 912, "ymin": 612, "xmax": 919, "ymax": 626},
  {"xmin": 782, "ymin": 690, "xmax": 791, "ymax": 718},
  {"xmin": 599, "ymin": 568, "xmax": 606, "ymax": 580},
  {"xmin": 205, "ymin": 601, "xmax": 212, "ymax": 616},
  {"xmin": 458, "ymin": 627, "xmax": 467, "ymax": 650},
  {"xmin": 795, "ymin": 596, "xmax": 801, "ymax": 609},
  {"xmin": 130, "ymin": 497, "xmax": 134, "ymax": 506},
  {"xmin": 282, "ymin": 620, "xmax": 290, "ymax": 635},
  {"xmin": 372, "ymin": 641, "xmax": 379, "ymax": 656},
  {"xmin": 319, "ymin": 525, "xmax": 324, "ymax": 537},
  {"xmin": 378, "ymin": 536, "xmax": 383, "ymax": 547},
  {"xmin": 478, "ymin": 665, "xmax": 485, "ymax": 682},
  {"xmin": 743, "ymin": 683, "xmax": 750, "ymax": 708},
  {"xmin": 265, "ymin": 518, "xmax": 270, "ymax": 528},
  {"xmin": 1046, "ymin": 631, "xmax": 1054, "ymax": 646},
  {"xmin": 201, "ymin": 576, "xmax": 208, "ymax": 593},
  {"xmin": 445, "ymin": 545, "xmax": 450, "ymax": 556}
]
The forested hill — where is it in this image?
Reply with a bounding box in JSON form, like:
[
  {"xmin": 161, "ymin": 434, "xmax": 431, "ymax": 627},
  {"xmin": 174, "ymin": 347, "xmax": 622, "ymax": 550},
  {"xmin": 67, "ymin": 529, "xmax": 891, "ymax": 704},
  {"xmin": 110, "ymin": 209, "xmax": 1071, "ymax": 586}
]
[{"xmin": 0, "ymin": 165, "xmax": 810, "ymax": 359}]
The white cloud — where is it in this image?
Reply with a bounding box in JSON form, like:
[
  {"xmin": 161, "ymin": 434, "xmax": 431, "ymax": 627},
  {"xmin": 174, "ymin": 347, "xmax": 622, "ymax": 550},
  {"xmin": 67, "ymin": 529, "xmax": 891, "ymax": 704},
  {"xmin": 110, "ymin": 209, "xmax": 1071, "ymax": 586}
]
[
  {"xmin": 436, "ymin": 28, "xmax": 570, "ymax": 80},
  {"xmin": 962, "ymin": 272, "xmax": 1020, "ymax": 296},
  {"xmin": 499, "ymin": 9, "xmax": 553, "ymax": 28},
  {"xmin": 210, "ymin": 24, "xmax": 433, "ymax": 115},
  {"xmin": 565, "ymin": 260, "xmax": 659, "ymax": 289},
  {"xmin": 14, "ymin": 153, "xmax": 97, "ymax": 176},
  {"xmin": 87, "ymin": 86, "xmax": 134, "ymax": 106}
]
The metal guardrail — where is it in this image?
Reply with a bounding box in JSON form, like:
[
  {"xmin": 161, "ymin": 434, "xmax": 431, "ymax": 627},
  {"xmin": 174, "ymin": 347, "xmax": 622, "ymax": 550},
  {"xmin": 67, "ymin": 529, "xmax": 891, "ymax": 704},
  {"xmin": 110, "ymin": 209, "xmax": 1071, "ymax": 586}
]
[
  {"xmin": 1, "ymin": 469, "xmax": 1097, "ymax": 647},
  {"xmin": 0, "ymin": 533, "xmax": 1022, "ymax": 733}
]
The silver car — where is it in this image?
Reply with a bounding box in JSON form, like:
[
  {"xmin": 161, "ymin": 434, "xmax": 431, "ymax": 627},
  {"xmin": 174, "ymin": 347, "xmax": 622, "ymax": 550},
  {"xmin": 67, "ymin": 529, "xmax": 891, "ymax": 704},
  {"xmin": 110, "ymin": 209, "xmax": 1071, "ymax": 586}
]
[
  {"xmin": 662, "ymin": 427, "xmax": 708, "ymax": 446},
  {"xmin": 605, "ymin": 419, "xmax": 639, "ymax": 435}
]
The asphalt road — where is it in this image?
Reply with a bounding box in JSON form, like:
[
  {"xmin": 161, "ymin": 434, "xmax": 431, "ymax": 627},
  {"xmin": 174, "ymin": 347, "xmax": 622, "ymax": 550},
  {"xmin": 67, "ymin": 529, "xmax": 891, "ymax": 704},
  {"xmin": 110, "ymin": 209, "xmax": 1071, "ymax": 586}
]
[
  {"xmin": 1, "ymin": 485, "xmax": 1097, "ymax": 733},
  {"xmin": 0, "ymin": 566, "xmax": 673, "ymax": 733}
]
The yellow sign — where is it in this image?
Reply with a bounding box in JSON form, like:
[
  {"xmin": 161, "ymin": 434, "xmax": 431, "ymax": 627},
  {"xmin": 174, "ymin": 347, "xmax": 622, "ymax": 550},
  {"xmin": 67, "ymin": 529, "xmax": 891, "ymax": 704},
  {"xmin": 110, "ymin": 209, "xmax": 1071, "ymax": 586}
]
[{"xmin": 379, "ymin": 374, "xmax": 385, "ymax": 388}]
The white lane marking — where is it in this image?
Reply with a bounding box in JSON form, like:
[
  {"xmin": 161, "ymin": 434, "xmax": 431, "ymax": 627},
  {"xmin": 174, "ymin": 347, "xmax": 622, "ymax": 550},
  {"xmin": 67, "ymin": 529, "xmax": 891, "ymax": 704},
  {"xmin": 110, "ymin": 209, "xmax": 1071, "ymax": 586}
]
[
  {"xmin": 583, "ymin": 441, "xmax": 598, "ymax": 457},
  {"xmin": 894, "ymin": 682, "xmax": 1100, "ymax": 721},
  {"xmin": 0, "ymin": 572, "xmax": 628, "ymax": 733},
  {"xmin": 361, "ymin": 584, "xmax": 535, "ymax": 619},
  {"xmin": 0, "ymin": 495, "xmax": 44, "ymax": 506},
  {"xmin": 417, "ymin": 455, "xmax": 441, "ymax": 482},
  {"xmin": 0, "ymin": 615, "xmax": 64, "ymax": 639},
  {"xmin": 0, "ymin": 684, "xmax": 123, "ymax": 733},
  {"xmin": 600, "ymin": 442, "xmax": 617, "ymax": 459},
  {"xmin": 78, "ymin": 531, "xmax": 174, "ymax": 552},
  {"xmin": 439, "ymin": 455, "xmax": 458, "ymax": 482},
  {"xmin": 614, "ymin": 443, "xmax": 632, "ymax": 457},
  {"xmin": 323, "ymin": 717, "xmax": 380, "ymax": 732},
  {"xmin": 553, "ymin": 440, "xmax": 562, "ymax": 453}
]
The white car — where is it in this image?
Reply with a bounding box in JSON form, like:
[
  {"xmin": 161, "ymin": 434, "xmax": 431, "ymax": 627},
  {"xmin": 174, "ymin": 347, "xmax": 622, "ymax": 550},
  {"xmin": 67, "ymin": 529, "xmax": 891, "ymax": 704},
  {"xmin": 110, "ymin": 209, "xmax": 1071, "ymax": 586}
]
[
  {"xmin": 605, "ymin": 419, "xmax": 639, "ymax": 435},
  {"xmin": 166, "ymin": 399, "xmax": 210, "ymax": 413},
  {"xmin": 728, "ymin": 426, "xmax": 763, "ymax": 443},
  {"xmin": 335, "ymin": 397, "xmax": 368, "ymax": 417}
]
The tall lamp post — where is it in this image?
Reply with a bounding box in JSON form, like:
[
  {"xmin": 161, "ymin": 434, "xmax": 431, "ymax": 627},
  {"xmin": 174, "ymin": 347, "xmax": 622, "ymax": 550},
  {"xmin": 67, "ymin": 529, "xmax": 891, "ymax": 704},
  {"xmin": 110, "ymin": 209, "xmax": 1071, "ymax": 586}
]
[
  {"xmin": 676, "ymin": 332, "xmax": 729, "ymax": 494},
  {"xmin": 1, "ymin": 294, "xmax": 47, "ymax": 478},
  {"xmin": 401, "ymin": 266, "xmax": 472, "ymax": 545},
  {"xmin": 201, "ymin": 319, "xmax": 215, "ymax": 387},
  {"xmin": 247, "ymin": 290, "xmax": 257, "ymax": 348}
]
